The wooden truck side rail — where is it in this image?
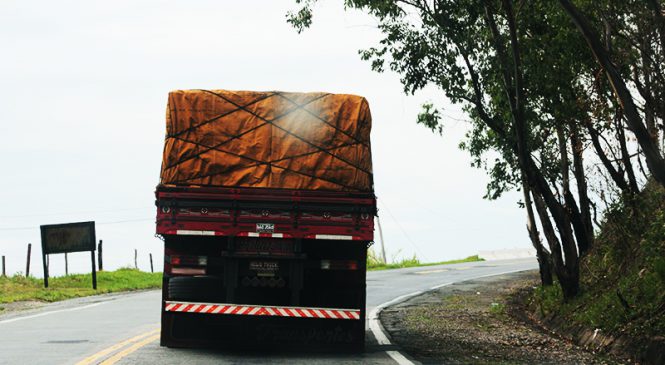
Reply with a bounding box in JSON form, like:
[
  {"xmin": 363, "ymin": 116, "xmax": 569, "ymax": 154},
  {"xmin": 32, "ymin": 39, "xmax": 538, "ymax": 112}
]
[{"xmin": 156, "ymin": 186, "xmax": 377, "ymax": 241}]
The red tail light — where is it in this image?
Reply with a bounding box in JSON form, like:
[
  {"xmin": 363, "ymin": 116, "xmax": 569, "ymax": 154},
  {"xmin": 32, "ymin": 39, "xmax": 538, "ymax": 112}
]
[
  {"xmin": 169, "ymin": 255, "xmax": 207, "ymax": 266},
  {"xmin": 166, "ymin": 255, "xmax": 208, "ymax": 275},
  {"xmin": 320, "ymin": 260, "xmax": 358, "ymax": 270}
]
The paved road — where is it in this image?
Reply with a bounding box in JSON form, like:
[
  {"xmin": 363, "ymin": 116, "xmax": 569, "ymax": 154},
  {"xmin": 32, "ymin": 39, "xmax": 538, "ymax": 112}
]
[{"xmin": 0, "ymin": 258, "xmax": 536, "ymax": 364}]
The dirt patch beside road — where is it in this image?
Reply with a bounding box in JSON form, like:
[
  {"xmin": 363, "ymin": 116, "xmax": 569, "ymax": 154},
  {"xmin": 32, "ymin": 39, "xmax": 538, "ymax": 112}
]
[
  {"xmin": 0, "ymin": 300, "xmax": 45, "ymax": 314},
  {"xmin": 380, "ymin": 270, "xmax": 622, "ymax": 364}
]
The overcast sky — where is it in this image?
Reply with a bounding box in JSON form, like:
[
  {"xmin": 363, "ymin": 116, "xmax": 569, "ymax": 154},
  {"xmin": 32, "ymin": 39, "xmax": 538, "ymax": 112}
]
[{"xmin": 0, "ymin": 0, "xmax": 528, "ymax": 276}]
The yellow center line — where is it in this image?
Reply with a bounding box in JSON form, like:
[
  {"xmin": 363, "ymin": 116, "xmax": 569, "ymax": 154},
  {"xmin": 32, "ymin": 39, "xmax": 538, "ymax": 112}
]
[
  {"xmin": 99, "ymin": 333, "xmax": 161, "ymax": 365},
  {"xmin": 75, "ymin": 328, "xmax": 159, "ymax": 365}
]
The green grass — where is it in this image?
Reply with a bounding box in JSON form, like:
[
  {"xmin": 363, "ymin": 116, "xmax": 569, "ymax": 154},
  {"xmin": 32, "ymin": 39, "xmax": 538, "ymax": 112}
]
[
  {"xmin": 367, "ymin": 250, "xmax": 483, "ymax": 271},
  {"xmin": 489, "ymin": 302, "xmax": 506, "ymax": 317},
  {"xmin": 0, "ymin": 253, "xmax": 484, "ymax": 306},
  {"xmin": 528, "ymin": 181, "xmax": 665, "ymax": 343},
  {"xmin": 0, "ymin": 268, "xmax": 162, "ymax": 304}
]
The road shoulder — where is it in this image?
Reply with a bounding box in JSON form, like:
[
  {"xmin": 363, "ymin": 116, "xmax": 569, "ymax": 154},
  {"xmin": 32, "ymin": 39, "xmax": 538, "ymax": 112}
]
[
  {"xmin": 379, "ymin": 270, "xmax": 622, "ymax": 364},
  {"xmin": 0, "ymin": 289, "xmax": 160, "ymax": 321}
]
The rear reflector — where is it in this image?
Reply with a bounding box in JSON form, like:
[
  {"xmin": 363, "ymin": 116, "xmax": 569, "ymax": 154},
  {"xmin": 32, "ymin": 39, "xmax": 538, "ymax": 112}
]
[
  {"xmin": 320, "ymin": 260, "xmax": 358, "ymax": 270},
  {"xmin": 309, "ymin": 234, "xmax": 354, "ymax": 240},
  {"xmin": 173, "ymin": 230, "xmax": 221, "ymax": 236},
  {"xmin": 164, "ymin": 301, "xmax": 361, "ymax": 320},
  {"xmin": 170, "ymin": 255, "xmax": 207, "ymax": 266},
  {"xmin": 171, "ymin": 267, "xmax": 206, "ymax": 275}
]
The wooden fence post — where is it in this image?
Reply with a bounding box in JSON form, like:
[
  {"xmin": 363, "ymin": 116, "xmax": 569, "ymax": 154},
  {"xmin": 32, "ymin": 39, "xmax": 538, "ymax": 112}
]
[
  {"xmin": 134, "ymin": 249, "xmax": 138, "ymax": 270},
  {"xmin": 26, "ymin": 243, "xmax": 32, "ymax": 277},
  {"xmin": 97, "ymin": 240, "xmax": 103, "ymax": 271}
]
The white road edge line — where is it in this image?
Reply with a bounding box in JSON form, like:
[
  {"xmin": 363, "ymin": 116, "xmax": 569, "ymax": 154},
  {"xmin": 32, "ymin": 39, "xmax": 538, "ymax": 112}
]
[
  {"xmin": 0, "ymin": 290, "xmax": 156, "ymax": 325},
  {"xmin": 0, "ymin": 302, "xmax": 105, "ymax": 325},
  {"xmin": 369, "ymin": 267, "xmax": 534, "ymax": 365}
]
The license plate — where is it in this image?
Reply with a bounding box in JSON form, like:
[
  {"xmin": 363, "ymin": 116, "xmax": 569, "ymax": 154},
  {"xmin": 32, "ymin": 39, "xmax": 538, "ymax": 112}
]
[{"xmin": 256, "ymin": 223, "xmax": 275, "ymax": 233}]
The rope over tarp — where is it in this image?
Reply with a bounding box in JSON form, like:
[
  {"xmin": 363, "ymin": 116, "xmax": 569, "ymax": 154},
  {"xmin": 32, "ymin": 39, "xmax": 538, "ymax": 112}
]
[{"xmin": 160, "ymin": 89, "xmax": 374, "ymax": 192}]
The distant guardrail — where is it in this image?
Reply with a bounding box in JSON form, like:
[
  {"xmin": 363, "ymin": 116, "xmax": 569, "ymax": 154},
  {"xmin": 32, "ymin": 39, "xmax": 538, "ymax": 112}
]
[{"xmin": 478, "ymin": 248, "xmax": 536, "ymax": 261}]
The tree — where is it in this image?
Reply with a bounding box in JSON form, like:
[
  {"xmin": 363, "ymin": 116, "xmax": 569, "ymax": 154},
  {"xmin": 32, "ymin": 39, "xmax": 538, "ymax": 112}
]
[
  {"xmin": 558, "ymin": 0, "xmax": 665, "ymax": 186},
  {"xmin": 288, "ymin": 0, "xmax": 662, "ymax": 298}
]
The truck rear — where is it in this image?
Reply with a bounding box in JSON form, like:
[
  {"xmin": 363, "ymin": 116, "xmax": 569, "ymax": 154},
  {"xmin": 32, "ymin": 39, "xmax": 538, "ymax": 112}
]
[{"xmin": 155, "ymin": 90, "xmax": 375, "ymax": 351}]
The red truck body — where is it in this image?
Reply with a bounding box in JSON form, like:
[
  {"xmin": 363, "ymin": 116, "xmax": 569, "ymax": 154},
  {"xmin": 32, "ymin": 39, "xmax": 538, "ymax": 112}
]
[{"xmin": 156, "ymin": 186, "xmax": 375, "ymax": 241}]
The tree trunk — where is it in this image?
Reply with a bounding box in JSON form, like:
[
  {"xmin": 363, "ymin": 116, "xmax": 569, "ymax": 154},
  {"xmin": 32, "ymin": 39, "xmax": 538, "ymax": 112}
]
[
  {"xmin": 522, "ymin": 178, "xmax": 553, "ymax": 286},
  {"xmin": 565, "ymin": 190, "xmax": 591, "ymax": 255},
  {"xmin": 532, "ymin": 190, "xmax": 580, "ymax": 299},
  {"xmin": 647, "ymin": 0, "xmax": 665, "ymax": 64},
  {"xmin": 559, "ymin": 0, "xmax": 665, "ymax": 186},
  {"xmin": 586, "ymin": 120, "xmax": 632, "ymax": 194},
  {"xmin": 552, "ymin": 125, "xmax": 581, "ymax": 295},
  {"xmin": 483, "ymin": 0, "xmax": 580, "ymax": 297},
  {"xmin": 537, "ymin": 249, "xmax": 554, "ymax": 287},
  {"xmin": 556, "ymin": 121, "xmax": 588, "ymax": 255},
  {"xmin": 468, "ymin": 0, "xmax": 579, "ymax": 296},
  {"xmin": 570, "ymin": 126, "xmax": 594, "ymax": 252},
  {"xmin": 616, "ymin": 117, "xmax": 640, "ymax": 193},
  {"xmin": 638, "ymin": 35, "xmax": 660, "ymax": 150}
]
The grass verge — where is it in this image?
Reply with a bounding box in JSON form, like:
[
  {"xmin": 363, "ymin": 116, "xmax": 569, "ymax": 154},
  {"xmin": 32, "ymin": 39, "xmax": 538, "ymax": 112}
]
[
  {"xmin": 525, "ymin": 181, "xmax": 665, "ymax": 360},
  {"xmin": 0, "ymin": 268, "xmax": 162, "ymax": 305},
  {"xmin": 367, "ymin": 253, "xmax": 483, "ymax": 271}
]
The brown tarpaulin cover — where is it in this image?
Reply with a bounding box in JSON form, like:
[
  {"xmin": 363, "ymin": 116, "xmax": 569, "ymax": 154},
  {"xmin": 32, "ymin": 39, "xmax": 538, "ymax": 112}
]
[{"xmin": 160, "ymin": 90, "xmax": 373, "ymax": 192}]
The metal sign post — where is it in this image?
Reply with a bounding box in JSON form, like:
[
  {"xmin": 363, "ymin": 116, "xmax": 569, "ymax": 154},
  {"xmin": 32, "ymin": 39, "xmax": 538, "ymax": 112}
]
[
  {"xmin": 40, "ymin": 221, "xmax": 97, "ymax": 289},
  {"xmin": 91, "ymin": 249, "xmax": 97, "ymax": 290}
]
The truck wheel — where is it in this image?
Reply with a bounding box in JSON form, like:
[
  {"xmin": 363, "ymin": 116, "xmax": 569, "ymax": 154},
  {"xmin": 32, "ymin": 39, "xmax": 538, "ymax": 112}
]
[{"xmin": 168, "ymin": 276, "xmax": 222, "ymax": 302}]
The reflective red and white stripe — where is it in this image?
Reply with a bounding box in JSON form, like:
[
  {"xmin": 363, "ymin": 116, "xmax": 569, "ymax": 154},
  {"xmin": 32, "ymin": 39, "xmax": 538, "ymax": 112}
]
[
  {"xmin": 164, "ymin": 301, "xmax": 360, "ymax": 320},
  {"xmin": 167, "ymin": 230, "xmax": 225, "ymax": 236},
  {"xmin": 304, "ymin": 234, "xmax": 359, "ymax": 240}
]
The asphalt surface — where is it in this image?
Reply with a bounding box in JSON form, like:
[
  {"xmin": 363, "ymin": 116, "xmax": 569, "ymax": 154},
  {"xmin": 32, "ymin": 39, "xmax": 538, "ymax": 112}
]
[{"xmin": 0, "ymin": 258, "xmax": 536, "ymax": 364}]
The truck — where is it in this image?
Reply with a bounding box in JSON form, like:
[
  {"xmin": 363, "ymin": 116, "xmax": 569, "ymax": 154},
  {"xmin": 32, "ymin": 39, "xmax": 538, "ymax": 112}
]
[{"xmin": 155, "ymin": 89, "xmax": 376, "ymax": 351}]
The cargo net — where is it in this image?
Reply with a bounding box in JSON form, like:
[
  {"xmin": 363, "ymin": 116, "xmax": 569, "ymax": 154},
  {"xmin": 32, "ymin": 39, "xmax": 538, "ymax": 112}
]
[{"xmin": 160, "ymin": 90, "xmax": 373, "ymax": 191}]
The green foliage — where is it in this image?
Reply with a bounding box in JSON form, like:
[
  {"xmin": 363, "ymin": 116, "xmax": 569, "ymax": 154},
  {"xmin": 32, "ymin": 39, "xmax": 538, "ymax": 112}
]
[
  {"xmin": 529, "ymin": 182, "xmax": 665, "ymax": 340},
  {"xmin": 286, "ymin": 0, "xmax": 314, "ymax": 33},
  {"xmin": 366, "ymin": 247, "xmax": 385, "ymax": 268},
  {"xmin": 0, "ymin": 268, "xmax": 162, "ymax": 303},
  {"xmin": 654, "ymin": 257, "xmax": 665, "ymax": 283},
  {"xmin": 288, "ymin": 0, "xmax": 664, "ymax": 303},
  {"xmin": 287, "ymin": 0, "xmax": 595, "ymax": 201},
  {"xmin": 532, "ymin": 283, "xmax": 563, "ymax": 317},
  {"xmin": 417, "ymin": 102, "xmax": 443, "ymax": 135}
]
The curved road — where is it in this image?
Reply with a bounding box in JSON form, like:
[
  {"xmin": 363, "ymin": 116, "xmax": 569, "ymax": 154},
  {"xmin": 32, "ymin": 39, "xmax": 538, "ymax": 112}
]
[{"xmin": 0, "ymin": 258, "xmax": 536, "ymax": 364}]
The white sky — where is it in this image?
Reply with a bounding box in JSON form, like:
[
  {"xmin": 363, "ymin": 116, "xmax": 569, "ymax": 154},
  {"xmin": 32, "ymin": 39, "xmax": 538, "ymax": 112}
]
[{"xmin": 0, "ymin": 0, "xmax": 527, "ymax": 277}]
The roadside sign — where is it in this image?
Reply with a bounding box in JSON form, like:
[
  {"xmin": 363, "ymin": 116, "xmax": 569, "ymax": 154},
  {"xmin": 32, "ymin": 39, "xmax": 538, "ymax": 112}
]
[
  {"xmin": 40, "ymin": 221, "xmax": 97, "ymax": 289},
  {"xmin": 41, "ymin": 221, "xmax": 96, "ymax": 254}
]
